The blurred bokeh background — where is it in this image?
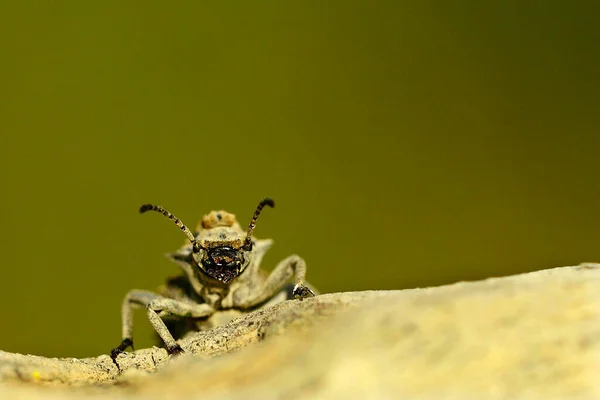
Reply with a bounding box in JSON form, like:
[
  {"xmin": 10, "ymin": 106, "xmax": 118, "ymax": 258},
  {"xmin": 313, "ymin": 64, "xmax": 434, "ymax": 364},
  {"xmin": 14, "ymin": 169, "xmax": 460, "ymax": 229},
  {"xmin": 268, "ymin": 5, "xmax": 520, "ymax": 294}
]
[{"xmin": 0, "ymin": 1, "xmax": 598, "ymax": 357}]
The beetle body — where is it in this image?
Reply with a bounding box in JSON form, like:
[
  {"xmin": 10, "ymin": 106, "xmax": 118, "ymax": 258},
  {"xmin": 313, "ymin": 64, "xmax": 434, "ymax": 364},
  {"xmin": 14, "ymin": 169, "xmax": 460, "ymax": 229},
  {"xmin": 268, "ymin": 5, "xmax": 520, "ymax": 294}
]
[{"xmin": 110, "ymin": 198, "xmax": 315, "ymax": 365}]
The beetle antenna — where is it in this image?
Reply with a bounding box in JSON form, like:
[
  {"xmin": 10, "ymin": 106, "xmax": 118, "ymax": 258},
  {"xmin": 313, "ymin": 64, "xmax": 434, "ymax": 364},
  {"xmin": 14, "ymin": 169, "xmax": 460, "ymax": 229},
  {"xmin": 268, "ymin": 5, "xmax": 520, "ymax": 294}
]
[
  {"xmin": 140, "ymin": 204, "xmax": 196, "ymax": 244},
  {"xmin": 243, "ymin": 198, "xmax": 275, "ymax": 250}
]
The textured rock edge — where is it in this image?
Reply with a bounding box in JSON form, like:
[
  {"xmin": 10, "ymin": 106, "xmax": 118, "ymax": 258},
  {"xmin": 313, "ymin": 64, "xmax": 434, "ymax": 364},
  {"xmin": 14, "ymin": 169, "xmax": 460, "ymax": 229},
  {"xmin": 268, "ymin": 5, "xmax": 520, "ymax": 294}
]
[
  {"xmin": 0, "ymin": 289, "xmax": 396, "ymax": 385},
  {"xmin": 0, "ymin": 263, "xmax": 598, "ymax": 400}
]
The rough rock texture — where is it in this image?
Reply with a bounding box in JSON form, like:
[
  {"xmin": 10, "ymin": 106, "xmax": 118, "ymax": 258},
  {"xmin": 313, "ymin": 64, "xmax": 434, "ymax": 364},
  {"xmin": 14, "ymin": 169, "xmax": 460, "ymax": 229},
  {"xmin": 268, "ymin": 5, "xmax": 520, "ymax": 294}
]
[{"xmin": 1, "ymin": 264, "xmax": 599, "ymax": 399}]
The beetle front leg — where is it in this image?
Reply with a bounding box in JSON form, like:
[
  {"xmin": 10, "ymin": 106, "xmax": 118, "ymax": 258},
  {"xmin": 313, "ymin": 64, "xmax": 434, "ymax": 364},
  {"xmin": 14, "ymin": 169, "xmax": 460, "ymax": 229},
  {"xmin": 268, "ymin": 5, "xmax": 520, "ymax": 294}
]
[
  {"xmin": 111, "ymin": 290, "xmax": 214, "ymax": 365},
  {"xmin": 237, "ymin": 255, "xmax": 315, "ymax": 308},
  {"xmin": 145, "ymin": 297, "xmax": 214, "ymax": 354},
  {"xmin": 111, "ymin": 289, "xmax": 157, "ymax": 362}
]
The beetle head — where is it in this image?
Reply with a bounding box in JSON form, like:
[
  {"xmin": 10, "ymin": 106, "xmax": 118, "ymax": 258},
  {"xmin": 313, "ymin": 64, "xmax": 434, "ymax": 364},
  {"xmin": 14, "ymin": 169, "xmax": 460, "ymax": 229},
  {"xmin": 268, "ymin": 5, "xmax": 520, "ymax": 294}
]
[
  {"xmin": 191, "ymin": 241, "xmax": 245, "ymax": 283},
  {"xmin": 140, "ymin": 198, "xmax": 275, "ymax": 284}
]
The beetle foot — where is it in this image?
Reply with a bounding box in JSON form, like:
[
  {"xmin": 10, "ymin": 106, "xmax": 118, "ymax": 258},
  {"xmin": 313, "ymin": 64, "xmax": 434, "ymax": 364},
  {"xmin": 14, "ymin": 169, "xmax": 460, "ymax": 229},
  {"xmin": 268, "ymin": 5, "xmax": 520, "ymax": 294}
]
[
  {"xmin": 167, "ymin": 344, "xmax": 185, "ymax": 356},
  {"xmin": 110, "ymin": 338, "xmax": 134, "ymax": 371},
  {"xmin": 292, "ymin": 284, "xmax": 315, "ymax": 301}
]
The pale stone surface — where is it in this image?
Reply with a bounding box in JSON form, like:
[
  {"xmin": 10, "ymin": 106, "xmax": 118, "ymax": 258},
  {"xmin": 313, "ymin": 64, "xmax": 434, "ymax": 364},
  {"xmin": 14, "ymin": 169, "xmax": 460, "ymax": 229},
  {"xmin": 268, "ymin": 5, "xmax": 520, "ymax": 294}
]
[{"xmin": 1, "ymin": 264, "xmax": 599, "ymax": 399}]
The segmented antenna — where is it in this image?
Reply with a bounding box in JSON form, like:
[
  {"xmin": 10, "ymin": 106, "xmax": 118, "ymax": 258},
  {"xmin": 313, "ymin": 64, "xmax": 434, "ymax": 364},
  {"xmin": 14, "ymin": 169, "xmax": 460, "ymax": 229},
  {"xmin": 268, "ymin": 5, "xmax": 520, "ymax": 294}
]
[
  {"xmin": 139, "ymin": 204, "xmax": 196, "ymax": 244},
  {"xmin": 243, "ymin": 198, "xmax": 275, "ymax": 250}
]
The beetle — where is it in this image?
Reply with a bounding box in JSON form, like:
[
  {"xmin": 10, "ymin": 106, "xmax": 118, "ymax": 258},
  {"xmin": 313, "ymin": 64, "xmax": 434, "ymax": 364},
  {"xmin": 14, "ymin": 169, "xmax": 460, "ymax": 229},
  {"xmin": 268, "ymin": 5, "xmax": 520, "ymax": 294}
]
[{"xmin": 110, "ymin": 198, "xmax": 315, "ymax": 364}]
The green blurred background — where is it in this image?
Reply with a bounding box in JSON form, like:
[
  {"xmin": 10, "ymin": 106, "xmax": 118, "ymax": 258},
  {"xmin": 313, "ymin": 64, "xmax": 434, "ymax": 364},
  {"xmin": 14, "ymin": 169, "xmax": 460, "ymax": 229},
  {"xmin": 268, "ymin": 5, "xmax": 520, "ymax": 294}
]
[{"xmin": 0, "ymin": 1, "xmax": 598, "ymax": 357}]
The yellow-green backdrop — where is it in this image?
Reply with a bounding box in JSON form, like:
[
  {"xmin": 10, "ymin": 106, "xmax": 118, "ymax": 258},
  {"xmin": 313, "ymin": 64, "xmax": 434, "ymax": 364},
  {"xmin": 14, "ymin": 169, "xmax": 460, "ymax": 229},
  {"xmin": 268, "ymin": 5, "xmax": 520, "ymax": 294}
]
[{"xmin": 0, "ymin": 1, "xmax": 598, "ymax": 357}]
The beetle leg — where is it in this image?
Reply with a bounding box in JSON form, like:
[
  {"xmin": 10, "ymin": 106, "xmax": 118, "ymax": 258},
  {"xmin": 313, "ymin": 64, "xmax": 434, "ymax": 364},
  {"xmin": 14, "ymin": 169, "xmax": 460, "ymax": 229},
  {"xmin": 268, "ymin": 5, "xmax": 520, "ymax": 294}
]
[
  {"xmin": 111, "ymin": 290, "xmax": 214, "ymax": 368},
  {"xmin": 236, "ymin": 255, "xmax": 315, "ymax": 308},
  {"xmin": 145, "ymin": 297, "xmax": 214, "ymax": 353}
]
